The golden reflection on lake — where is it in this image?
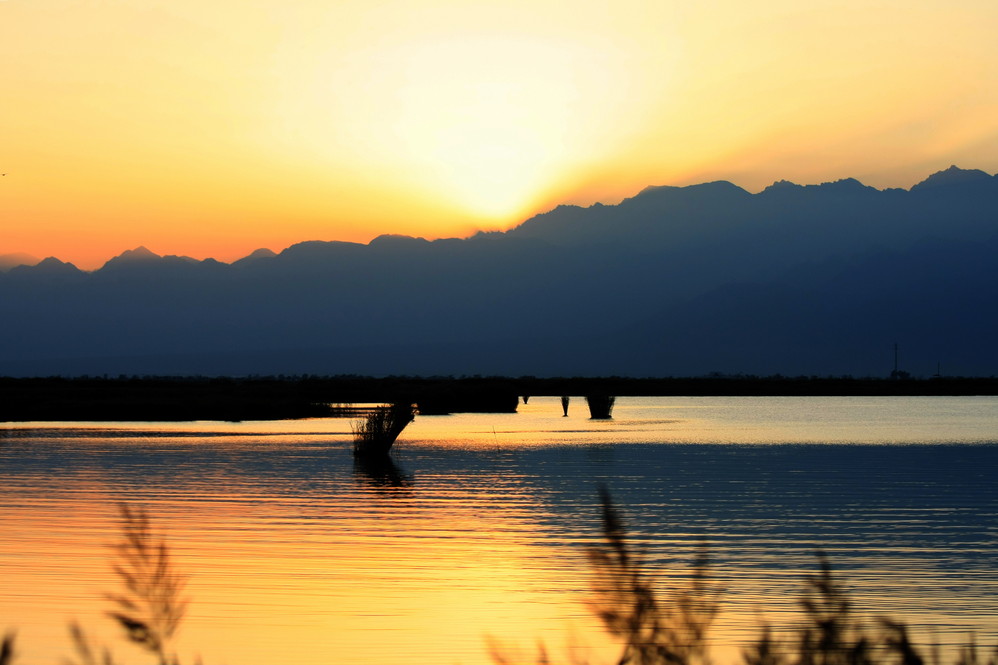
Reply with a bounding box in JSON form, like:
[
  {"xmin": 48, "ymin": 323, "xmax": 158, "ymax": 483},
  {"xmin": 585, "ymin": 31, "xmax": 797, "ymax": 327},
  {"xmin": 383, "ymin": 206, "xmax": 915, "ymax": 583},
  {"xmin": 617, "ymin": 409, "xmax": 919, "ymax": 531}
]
[
  {"xmin": 3, "ymin": 396, "xmax": 998, "ymax": 665},
  {"xmin": 407, "ymin": 395, "xmax": 998, "ymax": 447},
  {"xmin": 1, "ymin": 455, "xmax": 616, "ymax": 665}
]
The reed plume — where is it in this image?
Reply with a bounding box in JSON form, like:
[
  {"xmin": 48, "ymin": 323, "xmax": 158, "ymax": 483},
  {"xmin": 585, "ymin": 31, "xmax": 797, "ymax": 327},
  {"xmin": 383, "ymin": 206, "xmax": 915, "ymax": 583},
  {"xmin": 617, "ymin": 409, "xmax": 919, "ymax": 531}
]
[
  {"xmin": 588, "ymin": 486, "xmax": 720, "ymax": 665},
  {"xmin": 3, "ymin": 492, "xmax": 997, "ymax": 665},
  {"xmin": 66, "ymin": 621, "xmax": 122, "ymax": 665},
  {"xmin": 795, "ymin": 555, "xmax": 873, "ymax": 665},
  {"xmin": 493, "ymin": 489, "xmax": 995, "ymax": 665},
  {"xmin": 104, "ymin": 504, "xmax": 188, "ymax": 665}
]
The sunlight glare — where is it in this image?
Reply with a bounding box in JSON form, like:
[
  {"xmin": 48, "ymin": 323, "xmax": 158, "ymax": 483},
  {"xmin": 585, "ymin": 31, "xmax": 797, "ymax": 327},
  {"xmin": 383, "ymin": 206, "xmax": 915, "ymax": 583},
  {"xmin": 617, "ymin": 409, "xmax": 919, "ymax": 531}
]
[
  {"xmin": 389, "ymin": 35, "xmax": 578, "ymax": 220},
  {"xmin": 274, "ymin": 28, "xmax": 666, "ymax": 223}
]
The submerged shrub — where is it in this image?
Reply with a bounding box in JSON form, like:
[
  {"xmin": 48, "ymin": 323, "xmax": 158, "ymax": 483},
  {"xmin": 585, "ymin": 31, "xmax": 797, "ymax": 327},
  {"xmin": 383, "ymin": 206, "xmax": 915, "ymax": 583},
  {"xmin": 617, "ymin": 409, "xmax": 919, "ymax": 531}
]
[
  {"xmin": 586, "ymin": 395, "xmax": 616, "ymax": 419},
  {"xmin": 352, "ymin": 403, "xmax": 416, "ymax": 456}
]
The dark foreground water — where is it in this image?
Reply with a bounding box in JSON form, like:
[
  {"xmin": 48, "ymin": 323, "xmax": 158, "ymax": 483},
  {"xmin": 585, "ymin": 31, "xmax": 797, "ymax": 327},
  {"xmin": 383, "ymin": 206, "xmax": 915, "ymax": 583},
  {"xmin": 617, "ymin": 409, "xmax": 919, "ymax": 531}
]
[{"xmin": 2, "ymin": 396, "xmax": 997, "ymax": 665}]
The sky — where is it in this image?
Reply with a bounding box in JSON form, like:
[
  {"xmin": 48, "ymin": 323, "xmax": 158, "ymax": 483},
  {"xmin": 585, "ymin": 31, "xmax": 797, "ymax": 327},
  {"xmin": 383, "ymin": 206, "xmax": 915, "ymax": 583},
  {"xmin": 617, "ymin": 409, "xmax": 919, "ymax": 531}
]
[{"xmin": 2, "ymin": 0, "xmax": 998, "ymax": 270}]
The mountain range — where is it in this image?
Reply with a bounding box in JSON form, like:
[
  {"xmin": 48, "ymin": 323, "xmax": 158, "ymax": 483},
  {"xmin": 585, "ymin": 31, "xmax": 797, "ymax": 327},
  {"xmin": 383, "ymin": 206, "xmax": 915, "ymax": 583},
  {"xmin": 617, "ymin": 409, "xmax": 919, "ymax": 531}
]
[{"xmin": 2, "ymin": 165, "xmax": 996, "ymax": 377}]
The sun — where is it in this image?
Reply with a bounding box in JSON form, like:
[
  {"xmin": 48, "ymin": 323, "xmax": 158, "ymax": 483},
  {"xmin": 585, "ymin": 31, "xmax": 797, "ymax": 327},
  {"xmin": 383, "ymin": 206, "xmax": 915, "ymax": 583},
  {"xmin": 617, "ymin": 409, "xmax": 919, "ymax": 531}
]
[
  {"xmin": 361, "ymin": 32, "xmax": 591, "ymax": 221},
  {"xmin": 271, "ymin": 27, "xmax": 654, "ymax": 226},
  {"xmin": 394, "ymin": 64, "xmax": 568, "ymax": 220}
]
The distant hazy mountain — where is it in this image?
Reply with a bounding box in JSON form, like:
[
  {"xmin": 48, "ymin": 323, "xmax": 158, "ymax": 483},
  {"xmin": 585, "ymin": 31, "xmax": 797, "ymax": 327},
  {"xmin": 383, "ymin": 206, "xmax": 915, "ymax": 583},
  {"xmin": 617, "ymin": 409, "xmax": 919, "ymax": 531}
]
[
  {"xmin": 0, "ymin": 252, "xmax": 40, "ymax": 272},
  {"xmin": 1, "ymin": 166, "xmax": 996, "ymax": 377}
]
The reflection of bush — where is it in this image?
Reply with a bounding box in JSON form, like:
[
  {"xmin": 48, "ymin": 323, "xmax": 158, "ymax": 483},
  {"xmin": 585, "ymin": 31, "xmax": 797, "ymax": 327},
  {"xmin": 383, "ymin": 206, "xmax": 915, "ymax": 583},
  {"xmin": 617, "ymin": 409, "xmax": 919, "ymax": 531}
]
[
  {"xmin": 353, "ymin": 453, "xmax": 413, "ymax": 488},
  {"xmin": 352, "ymin": 403, "xmax": 416, "ymax": 457},
  {"xmin": 2, "ymin": 496, "xmax": 996, "ymax": 665}
]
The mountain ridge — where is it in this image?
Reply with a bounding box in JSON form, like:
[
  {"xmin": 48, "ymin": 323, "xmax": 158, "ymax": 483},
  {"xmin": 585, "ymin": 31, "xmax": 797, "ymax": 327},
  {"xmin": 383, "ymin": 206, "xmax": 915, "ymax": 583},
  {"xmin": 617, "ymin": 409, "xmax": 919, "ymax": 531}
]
[
  {"xmin": 2, "ymin": 165, "xmax": 996, "ymax": 377},
  {"xmin": 9, "ymin": 165, "xmax": 994, "ymax": 269}
]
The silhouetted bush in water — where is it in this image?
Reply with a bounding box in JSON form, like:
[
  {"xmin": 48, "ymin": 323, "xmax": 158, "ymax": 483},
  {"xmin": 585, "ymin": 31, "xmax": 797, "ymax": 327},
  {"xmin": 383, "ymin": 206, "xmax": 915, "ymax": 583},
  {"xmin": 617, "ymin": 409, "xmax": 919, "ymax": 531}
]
[
  {"xmin": 352, "ymin": 403, "xmax": 415, "ymax": 456},
  {"xmin": 586, "ymin": 395, "xmax": 616, "ymax": 419}
]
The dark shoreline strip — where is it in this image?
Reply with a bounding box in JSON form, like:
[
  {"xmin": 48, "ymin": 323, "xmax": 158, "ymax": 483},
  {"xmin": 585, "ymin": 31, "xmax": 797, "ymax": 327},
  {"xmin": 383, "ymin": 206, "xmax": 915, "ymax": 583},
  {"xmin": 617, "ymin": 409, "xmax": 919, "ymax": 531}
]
[{"xmin": 2, "ymin": 375, "xmax": 996, "ymax": 423}]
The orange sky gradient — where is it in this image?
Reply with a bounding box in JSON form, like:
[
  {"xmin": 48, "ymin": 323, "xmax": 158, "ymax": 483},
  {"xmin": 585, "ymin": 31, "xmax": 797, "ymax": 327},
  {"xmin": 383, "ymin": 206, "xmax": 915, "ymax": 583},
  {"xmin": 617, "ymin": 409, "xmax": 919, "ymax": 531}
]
[{"xmin": 2, "ymin": 0, "xmax": 997, "ymax": 270}]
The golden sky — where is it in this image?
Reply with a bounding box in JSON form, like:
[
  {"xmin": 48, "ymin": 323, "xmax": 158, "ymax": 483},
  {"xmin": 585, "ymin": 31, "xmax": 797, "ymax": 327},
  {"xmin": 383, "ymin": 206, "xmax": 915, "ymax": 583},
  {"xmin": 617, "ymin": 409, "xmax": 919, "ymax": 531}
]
[{"xmin": 2, "ymin": 0, "xmax": 997, "ymax": 269}]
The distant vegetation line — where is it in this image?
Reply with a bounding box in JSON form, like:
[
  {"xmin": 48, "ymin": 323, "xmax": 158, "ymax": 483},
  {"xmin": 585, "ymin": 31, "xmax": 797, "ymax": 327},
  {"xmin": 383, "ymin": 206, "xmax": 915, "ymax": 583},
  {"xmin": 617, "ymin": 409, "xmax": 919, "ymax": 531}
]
[{"xmin": 1, "ymin": 375, "xmax": 996, "ymax": 422}]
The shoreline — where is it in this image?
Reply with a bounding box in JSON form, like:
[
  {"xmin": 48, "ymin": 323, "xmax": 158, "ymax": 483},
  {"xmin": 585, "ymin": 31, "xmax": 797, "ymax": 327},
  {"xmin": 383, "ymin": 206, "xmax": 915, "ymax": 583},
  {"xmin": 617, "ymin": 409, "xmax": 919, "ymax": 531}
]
[{"xmin": 2, "ymin": 375, "xmax": 997, "ymax": 422}]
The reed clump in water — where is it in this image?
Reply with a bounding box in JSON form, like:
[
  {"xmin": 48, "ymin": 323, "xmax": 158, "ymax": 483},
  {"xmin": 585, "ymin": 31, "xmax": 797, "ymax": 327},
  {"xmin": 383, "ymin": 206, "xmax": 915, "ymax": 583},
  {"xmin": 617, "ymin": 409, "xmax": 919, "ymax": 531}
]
[
  {"xmin": 352, "ymin": 403, "xmax": 416, "ymax": 456},
  {"xmin": 586, "ymin": 395, "xmax": 616, "ymax": 419}
]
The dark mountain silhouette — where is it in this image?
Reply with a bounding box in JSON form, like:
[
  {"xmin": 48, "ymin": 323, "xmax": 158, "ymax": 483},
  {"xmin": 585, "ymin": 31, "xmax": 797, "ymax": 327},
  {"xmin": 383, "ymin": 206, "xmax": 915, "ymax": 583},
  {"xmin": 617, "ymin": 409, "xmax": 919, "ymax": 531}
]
[
  {"xmin": 101, "ymin": 245, "xmax": 161, "ymax": 266},
  {"xmin": 909, "ymin": 164, "xmax": 994, "ymax": 192},
  {"xmin": 1, "ymin": 166, "xmax": 996, "ymax": 377},
  {"xmin": 231, "ymin": 247, "xmax": 277, "ymax": 267},
  {"xmin": 6, "ymin": 256, "xmax": 85, "ymax": 280}
]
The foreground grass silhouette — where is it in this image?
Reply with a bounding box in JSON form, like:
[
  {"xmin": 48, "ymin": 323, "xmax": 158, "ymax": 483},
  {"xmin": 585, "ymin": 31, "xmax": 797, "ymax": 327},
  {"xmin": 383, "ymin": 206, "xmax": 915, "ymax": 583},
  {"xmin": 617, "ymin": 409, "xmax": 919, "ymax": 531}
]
[
  {"xmin": 1, "ymin": 505, "xmax": 193, "ymax": 665},
  {"xmin": 1, "ymin": 494, "xmax": 996, "ymax": 665},
  {"xmin": 492, "ymin": 488, "xmax": 998, "ymax": 665}
]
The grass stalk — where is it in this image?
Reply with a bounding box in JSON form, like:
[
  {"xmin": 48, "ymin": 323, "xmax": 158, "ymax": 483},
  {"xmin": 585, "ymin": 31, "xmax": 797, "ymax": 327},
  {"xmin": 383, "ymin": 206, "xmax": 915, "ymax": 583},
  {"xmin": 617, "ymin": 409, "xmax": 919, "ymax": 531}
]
[
  {"xmin": 104, "ymin": 504, "xmax": 188, "ymax": 665},
  {"xmin": 3, "ymin": 493, "xmax": 997, "ymax": 665},
  {"xmin": 493, "ymin": 489, "xmax": 995, "ymax": 665}
]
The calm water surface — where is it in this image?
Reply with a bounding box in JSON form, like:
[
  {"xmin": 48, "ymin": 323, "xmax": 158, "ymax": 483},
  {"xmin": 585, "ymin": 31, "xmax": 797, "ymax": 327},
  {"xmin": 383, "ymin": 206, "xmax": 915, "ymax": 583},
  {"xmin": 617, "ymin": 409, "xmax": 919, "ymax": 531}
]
[{"xmin": 2, "ymin": 396, "xmax": 997, "ymax": 665}]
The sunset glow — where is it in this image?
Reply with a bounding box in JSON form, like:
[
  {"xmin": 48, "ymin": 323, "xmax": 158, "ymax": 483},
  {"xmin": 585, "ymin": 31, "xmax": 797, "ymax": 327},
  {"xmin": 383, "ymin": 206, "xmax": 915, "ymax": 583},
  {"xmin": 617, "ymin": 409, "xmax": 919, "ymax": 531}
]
[{"xmin": 2, "ymin": 0, "xmax": 997, "ymax": 268}]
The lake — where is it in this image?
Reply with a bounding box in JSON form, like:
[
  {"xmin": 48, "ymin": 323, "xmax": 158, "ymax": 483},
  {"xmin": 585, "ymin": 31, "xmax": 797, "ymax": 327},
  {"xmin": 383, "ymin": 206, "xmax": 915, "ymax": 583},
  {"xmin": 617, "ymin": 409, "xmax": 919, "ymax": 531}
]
[{"xmin": 2, "ymin": 395, "xmax": 997, "ymax": 665}]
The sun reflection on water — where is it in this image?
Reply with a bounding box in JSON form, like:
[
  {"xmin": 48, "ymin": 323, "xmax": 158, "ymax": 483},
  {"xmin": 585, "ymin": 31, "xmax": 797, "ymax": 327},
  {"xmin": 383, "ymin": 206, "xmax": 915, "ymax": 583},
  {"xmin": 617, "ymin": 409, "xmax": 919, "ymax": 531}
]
[{"xmin": 2, "ymin": 396, "xmax": 997, "ymax": 665}]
